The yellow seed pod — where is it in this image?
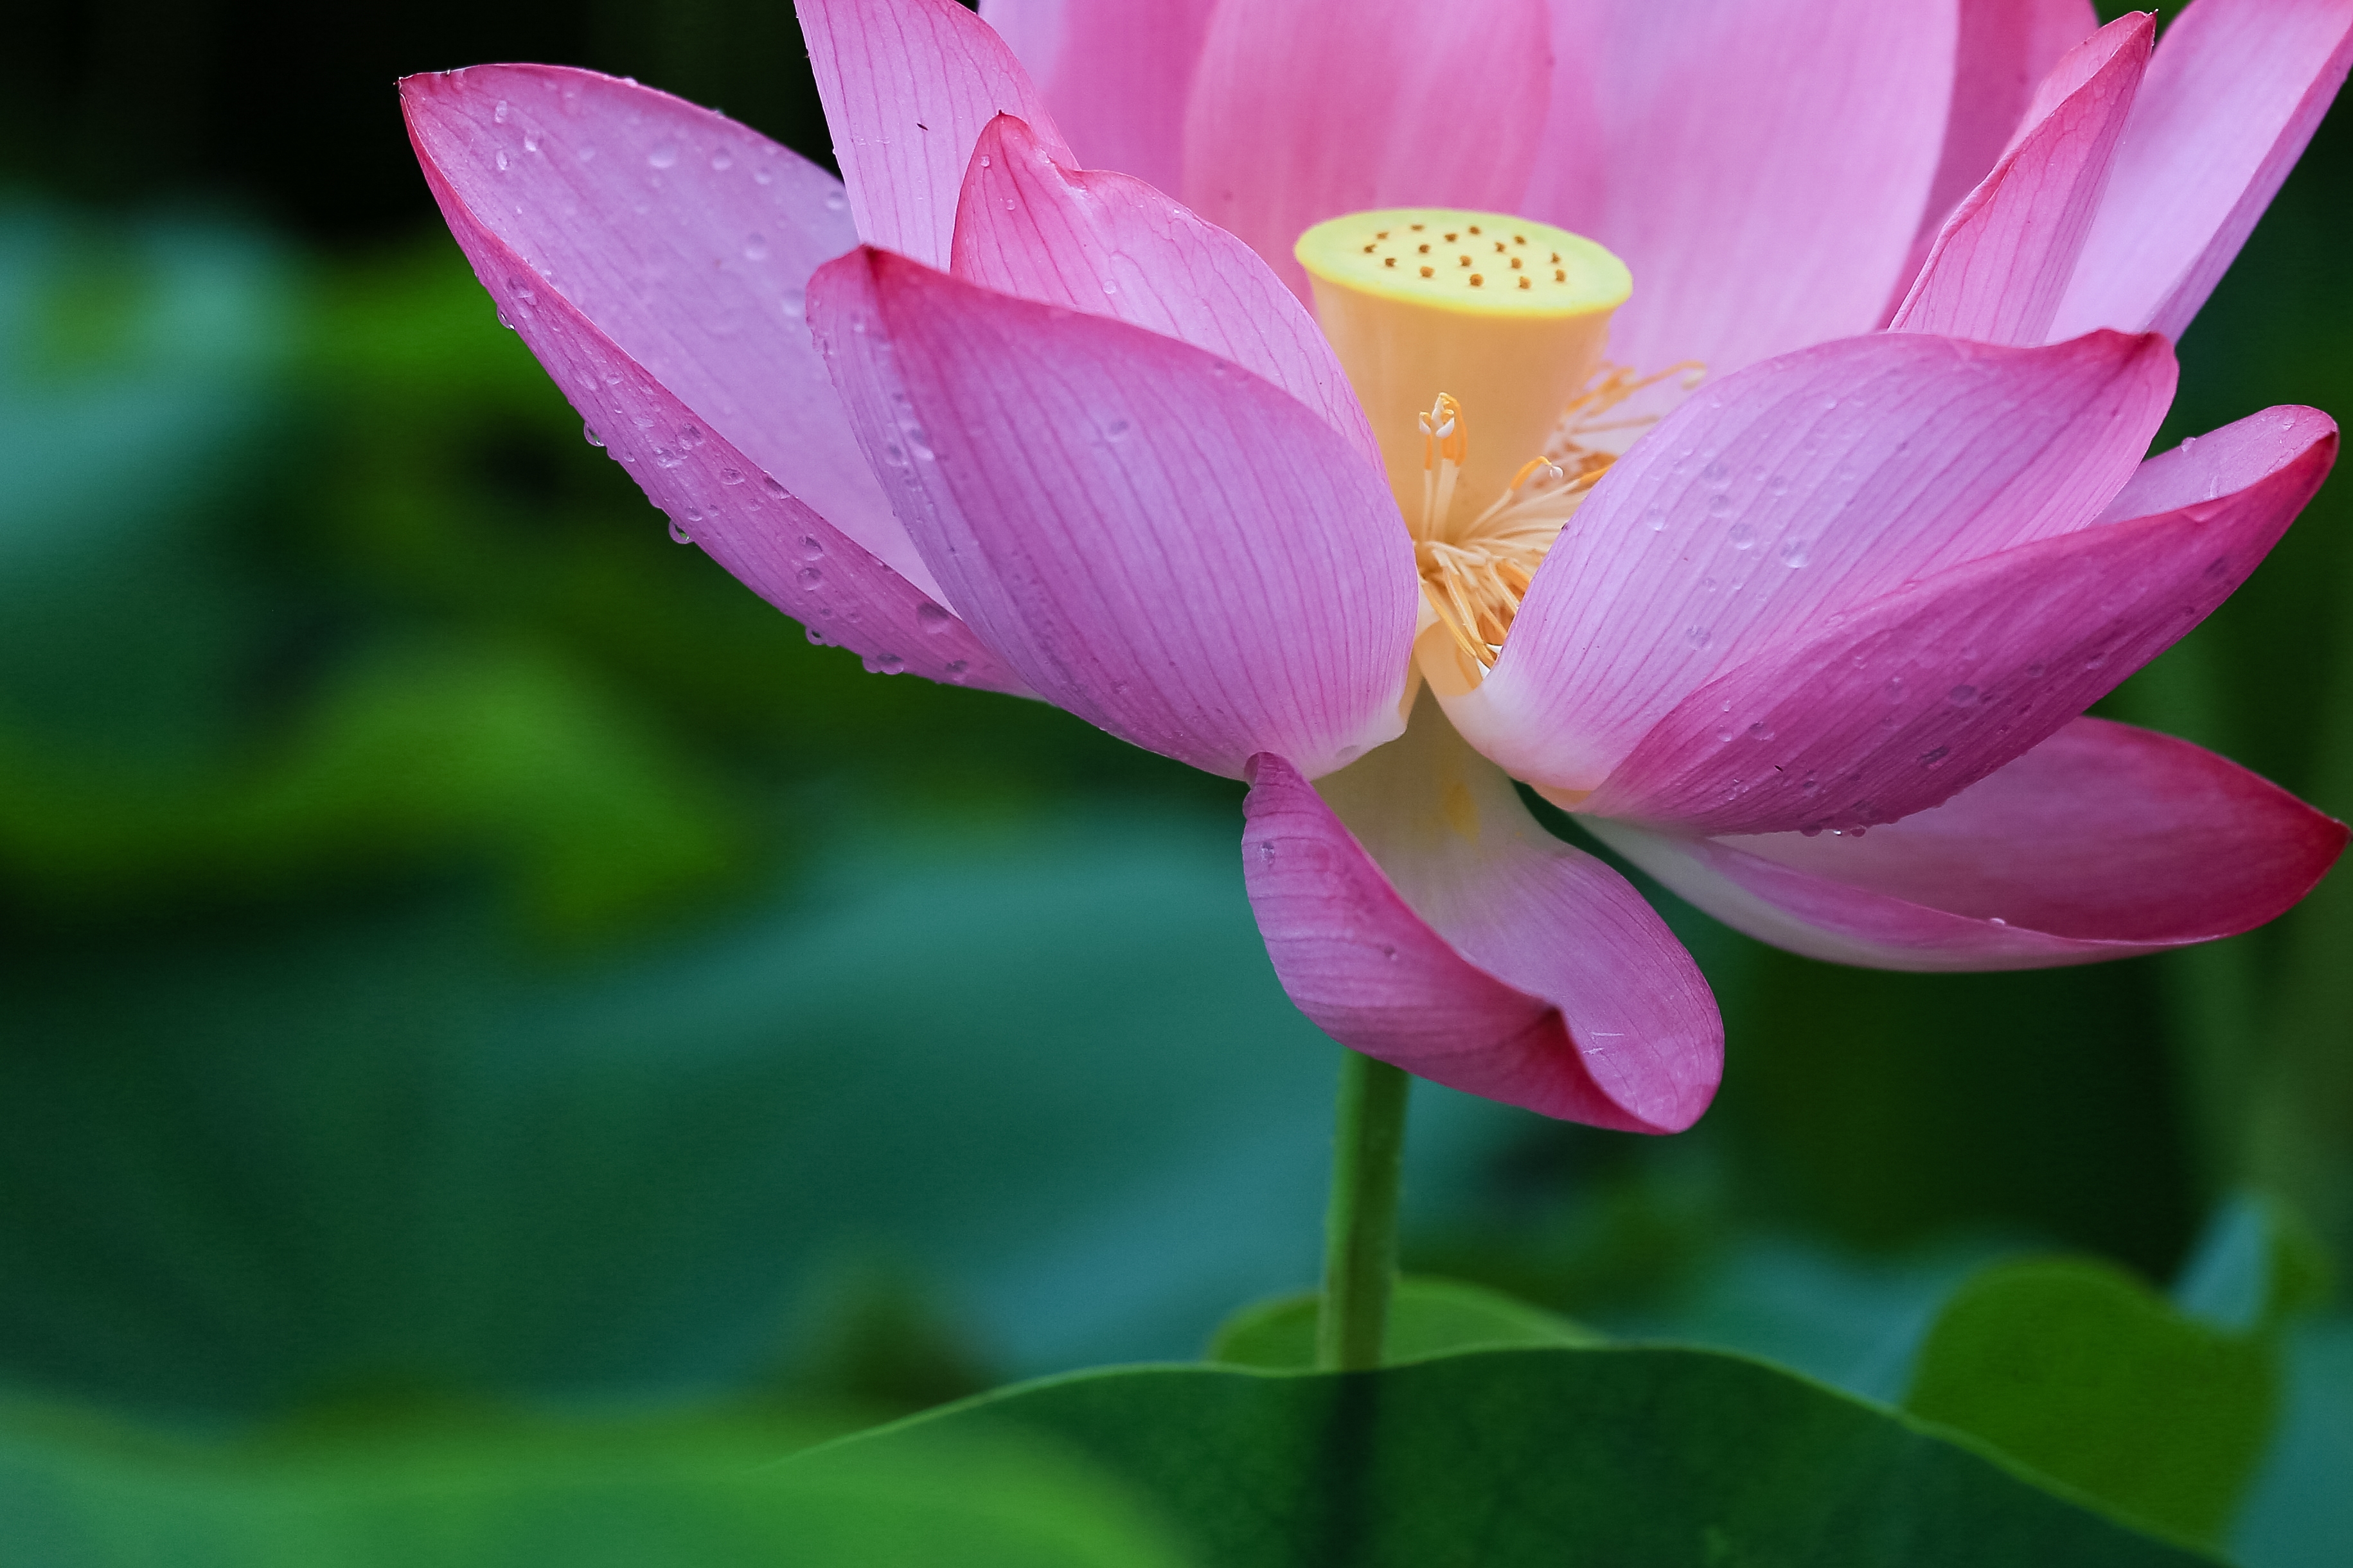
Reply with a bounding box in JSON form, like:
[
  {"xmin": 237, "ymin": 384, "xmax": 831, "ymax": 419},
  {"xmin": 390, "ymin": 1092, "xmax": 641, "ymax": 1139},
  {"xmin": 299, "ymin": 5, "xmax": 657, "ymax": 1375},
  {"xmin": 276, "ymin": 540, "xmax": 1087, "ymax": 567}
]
[{"xmin": 1295, "ymin": 209, "xmax": 1630, "ymax": 529}]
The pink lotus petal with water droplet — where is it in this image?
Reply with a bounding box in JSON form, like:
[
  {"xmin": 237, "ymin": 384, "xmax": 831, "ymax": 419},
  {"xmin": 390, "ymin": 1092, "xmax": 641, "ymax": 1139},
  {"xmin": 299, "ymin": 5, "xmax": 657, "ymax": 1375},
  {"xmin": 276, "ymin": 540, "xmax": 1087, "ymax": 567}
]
[{"xmin": 1585, "ymin": 718, "xmax": 2347, "ymax": 970}]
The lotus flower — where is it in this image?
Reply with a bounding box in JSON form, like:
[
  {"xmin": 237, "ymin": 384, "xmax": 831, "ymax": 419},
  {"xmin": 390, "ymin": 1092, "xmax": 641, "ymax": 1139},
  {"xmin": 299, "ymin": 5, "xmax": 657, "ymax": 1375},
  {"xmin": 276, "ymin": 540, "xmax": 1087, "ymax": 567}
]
[{"xmin": 402, "ymin": 0, "xmax": 2351, "ymax": 1134}]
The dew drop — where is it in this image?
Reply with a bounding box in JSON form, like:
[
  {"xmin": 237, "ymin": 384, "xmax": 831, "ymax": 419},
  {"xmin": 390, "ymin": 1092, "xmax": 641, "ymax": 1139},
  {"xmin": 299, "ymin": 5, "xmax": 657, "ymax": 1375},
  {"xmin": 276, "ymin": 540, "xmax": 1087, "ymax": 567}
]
[
  {"xmin": 1706, "ymin": 493, "xmax": 1734, "ymax": 520},
  {"xmin": 943, "ymin": 659, "xmax": 969, "ymax": 680},
  {"xmin": 668, "ymin": 518, "xmax": 693, "ymax": 544},
  {"xmin": 1747, "ymin": 721, "xmax": 1775, "ymax": 741},
  {"xmin": 1881, "ymin": 676, "xmax": 1906, "ymax": 702},
  {"xmin": 796, "ymin": 534, "xmax": 825, "ymax": 561},
  {"xmin": 1700, "ymin": 459, "xmax": 1730, "ymax": 486},
  {"xmin": 1684, "ymin": 626, "xmax": 1713, "ymax": 649},
  {"xmin": 743, "ymin": 232, "xmax": 769, "ymax": 261},
  {"xmin": 711, "ymin": 148, "xmax": 734, "ymax": 171},
  {"xmin": 1727, "ymin": 520, "xmax": 1755, "ymax": 548},
  {"xmin": 875, "ymin": 653, "xmax": 906, "ymax": 674},
  {"xmin": 824, "ymin": 189, "xmax": 848, "ymax": 212},
  {"xmin": 2026, "ymin": 661, "xmax": 2047, "ymax": 678},
  {"xmin": 718, "ymin": 466, "xmax": 745, "ymax": 485},
  {"xmin": 762, "ymin": 475, "xmax": 789, "ymax": 497},
  {"xmin": 1103, "ymin": 418, "xmax": 1131, "ymax": 441},
  {"xmin": 1643, "ymin": 506, "xmax": 1667, "ymax": 531},
  {"xmin": 916, "ymin": 603, "xmax": 954, "ymax": 633},
  {"xmin": 653, "ymin": 447, "xmax": 682, "ymax": 469},
  {"xmin": 1778, "ymin": 538, "xmax": 1809, "ymax": 568},
  {"xmin": 494, "ymin": 100, "xmax": 511, "ymax": 123},
  {"xmin": 797, "ymin": 566, "xmax": 823, "ymax": 587},
  {"xmin": 583, "ymin": 423, "xmax": 605, "ymax": 448},
  {"xmin": 495, "ymin": 148, "xmax": 510, "ymax": 172},
  {"xmin": 1921, "ymin": 745, "xmax": 1949, "ymax": 767},
  {"xmin": 648, "ymin": 142, "xmax": 679, "ymax": 169},
  {"xmin": 1946, "ymin": 683, "xmax": 1978, "ymax": 707}
]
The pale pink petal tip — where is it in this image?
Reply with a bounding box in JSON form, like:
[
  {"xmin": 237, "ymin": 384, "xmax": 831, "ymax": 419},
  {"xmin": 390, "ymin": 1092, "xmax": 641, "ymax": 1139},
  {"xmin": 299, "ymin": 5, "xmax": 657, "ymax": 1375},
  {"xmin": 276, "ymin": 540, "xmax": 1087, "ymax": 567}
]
[
  {"xmin": 798, "ymin": 0, "xmax": 1074, "ymax": 270},
  {"xmin": 1241, "ymin": 725, "xmax": 1721, "ymax": 1132},
  {"xmin": 399, "ymin": 64, "xmax": 1025, "ymax": 694},
  {"xmin": 1588, "ymin": 718, "xmax": 2349, "ymax": 973}
]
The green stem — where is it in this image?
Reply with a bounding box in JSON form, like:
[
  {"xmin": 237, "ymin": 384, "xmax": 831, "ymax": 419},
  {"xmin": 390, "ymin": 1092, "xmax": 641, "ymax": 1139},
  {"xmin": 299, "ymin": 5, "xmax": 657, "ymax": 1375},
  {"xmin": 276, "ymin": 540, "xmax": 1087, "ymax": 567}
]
[{"xmin": 1315, "ymin": 1050, "xmax": 1411, "ymax": 1371}]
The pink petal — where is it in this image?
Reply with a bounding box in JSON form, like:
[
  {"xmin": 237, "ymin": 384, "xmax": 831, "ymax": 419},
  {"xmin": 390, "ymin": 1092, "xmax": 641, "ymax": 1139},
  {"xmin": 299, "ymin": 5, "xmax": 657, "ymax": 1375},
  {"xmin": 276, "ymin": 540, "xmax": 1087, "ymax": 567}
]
[
  {"xmin": 2049, "ymin": 0, "xmax": 2353, "ymax": 342},
  {"xmin": 950, "ymin": 115, "xmax": 1379, "ymax": 467},
  {"xmin": 1179, "ymin": 0, "xmax": 1554, "ymax": 299},
  {"xmin": 1919, "ymin": 0, "xmax": 2102, "ymax": 237},
  {"xmin": 401, "ymin": 63, "xmax": 940, "ymax": 601},
  {"xmin": 1585, "ymin": 718, "xmax": 2348, "ymax": 971},
  {"xmin": 1581, "ymin": 406, "xmax": 2338, "ymax": 836},
  {"xmin": 402, "ymin": 67, "xmax": 1022, "ymax": 694},
  {"xmin": 978, "ymin": 0, "xmax": 1220, "ymax": 194},
  {"xmin": 809, "ymin": 247, "xmax": 1418, "ymax": 779},
  {"xmin": 1531, "ymin": 0, "xmax": 1958, "ymax": 382},
  {"xmin": 1891, "ymin": 14, "xmax": 2152, "ymax": 344},
  {"xmin": 797, "ymin": 0, "xmax": 1075, "ymax": 270},
  {"xmin": 1241, "ymin": 710, "xmax": 1721, "ymax": 1131},
  {"xmin": 1444, "ymin": 330, "xmax": 2176, "ymax": 795}
]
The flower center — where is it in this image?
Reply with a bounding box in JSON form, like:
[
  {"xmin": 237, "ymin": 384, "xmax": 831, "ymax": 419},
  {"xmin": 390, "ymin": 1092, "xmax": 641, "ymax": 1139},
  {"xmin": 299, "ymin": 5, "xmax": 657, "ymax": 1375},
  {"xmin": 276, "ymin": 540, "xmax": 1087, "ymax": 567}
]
[{"xmin": 1296, "ymin": 208, "xmax": 1642, "ymax": 668}]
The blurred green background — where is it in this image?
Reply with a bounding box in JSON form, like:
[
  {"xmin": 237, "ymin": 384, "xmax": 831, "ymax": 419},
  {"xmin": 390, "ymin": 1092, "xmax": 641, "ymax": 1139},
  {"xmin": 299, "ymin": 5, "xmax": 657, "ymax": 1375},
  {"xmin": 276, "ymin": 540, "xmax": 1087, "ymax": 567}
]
[{"xmin": 0, "ymin": 3, "xmax": 2346, "ymax": 1563}]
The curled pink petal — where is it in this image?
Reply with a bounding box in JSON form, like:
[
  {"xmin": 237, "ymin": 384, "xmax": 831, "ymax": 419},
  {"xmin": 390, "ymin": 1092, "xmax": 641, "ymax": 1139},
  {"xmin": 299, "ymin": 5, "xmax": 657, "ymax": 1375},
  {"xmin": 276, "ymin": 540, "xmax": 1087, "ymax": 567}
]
[
  {"xmin": 798, "ymin": 0, "xmax": 1074, "ymax": 270},
  {"xmin": 1181, "ymin": 0, "xmax": 1554, "ymax": 298},
  {"xmin": 979, "ymin": 0, "xmax": 1220, "ymax": 193},
  {"xmin": 400, "ymin": 62, "xmax": 940, "ymax": 601},
  {"xmin": 1892, "ymin": 14, "xmax": 2151, "ymax": 344},
  {"xmin": 2050, "ymin": 0, "xmax": 2353, "ymax": 342},
  {"xmin": 1534, "ymin": 0, "xmax": 1958, "ymax": 380},
  {"xmin": 1581, "ymin": 406, "xmax": 2338, "ymax": 836},
  {"xmin": 1241, "ymin": 712, "xmax": 1721, "ymax": 1131},
  {"xmin": 951, "ymin": 115, "xmax": 1378, "ymax": 466},
  {"xmin": 810, "ymin": 247, "xmax": 1417, "ymax": 779},
  {"xmin": 1919, "ymin": 0, "xmax": 2102, "ymax": 236},
  {"xmin": 403, "ymin": 67, "xmax": 1020, "ymax": 694},
  {"xmin": 1585, "ymin": 718, "xmax": 2348, "ymax": 971},
  {"xmin": 1446, "ymin": 331, "xmax": 2176, "ymax": 795}
]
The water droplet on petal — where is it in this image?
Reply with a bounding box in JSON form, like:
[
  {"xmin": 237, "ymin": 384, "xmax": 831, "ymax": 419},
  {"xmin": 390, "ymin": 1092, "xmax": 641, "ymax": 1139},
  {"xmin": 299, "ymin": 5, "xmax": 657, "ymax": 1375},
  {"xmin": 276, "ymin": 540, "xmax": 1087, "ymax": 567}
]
[
  {"xmin": 1684, "ymin": 626, "xmax": 1713, "ymax": 649},
  {"xmin": 583, "ymin": 423, "xmax": 605, "ymax": 448},
  {"xmin": 824, "ymin": 189, "xmax": 848, "ymax": 212},
  {"xmin": 761, "ymin": 475, "xmax": 788, "ymax": 497},
  {"xmin": 494, "ymin": 100, "xmax": 511, "ymax": 123},
  {"xmin": 916, "ymin": 603, "xmax": 954, "ymax": 633},
  {"xmin": 797, "ymin": 566, "xmax": 823, "ymax": 587},
  {"xmin": 1727, "ymin": 520, "xmax": 1755, "ymax": 548},
  {"xmin": 718, "ymin": 466, "xmax": 744, "ymax": 485},
  {"xmin": 648, "ymin": 142, "xmax": 679, "ymax": 169},
  {"xmin": 1946, "ymin": 683, "xmax": 1978, "ymax": 707},
  {"xmin": 876, "ymin": 653, "xmax": 905, "ymax": 674},
  {"xmin": 743, "ymin": 232, "xmax": 768, "ymax": 261},
  {"xmin": 711, "ymin": 148, "xmax": 734, "ymax": 171},
  {"xmin": 796, "ymin": 534, "xmax": 825, "ymax": 561},
  {"xmin": 1643, "ymin": 506, "xmax": 1667, "ymax": 531},
  {"xmin": 668, "ymin": 518, "xmax": 693, "ymax": 543},
  {"xmin": 1778, "ymin": 538, "xmax": 1809, "ymax": 568}
]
